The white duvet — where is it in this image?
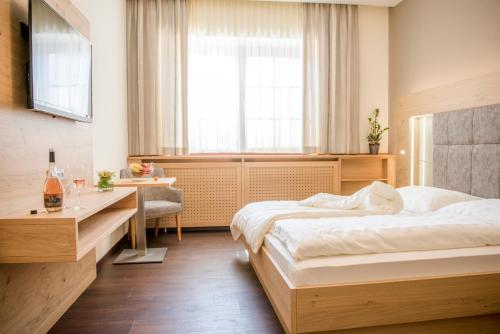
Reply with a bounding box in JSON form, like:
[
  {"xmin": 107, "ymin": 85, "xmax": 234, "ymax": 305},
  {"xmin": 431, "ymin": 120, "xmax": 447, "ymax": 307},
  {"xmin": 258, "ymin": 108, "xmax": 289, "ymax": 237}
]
[
  {"xmin": 231, "ymin": 181, "xmax": 403, "ymax": 253},
  {"xmin": 272, "ymin": 199, "xmax": 500, "ymax": 260}
]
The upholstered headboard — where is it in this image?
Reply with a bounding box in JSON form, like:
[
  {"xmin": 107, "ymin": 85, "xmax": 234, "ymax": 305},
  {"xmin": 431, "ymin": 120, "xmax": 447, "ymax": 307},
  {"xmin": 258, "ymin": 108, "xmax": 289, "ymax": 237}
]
[{"xmin": 433, "ymin": 103, "xmax": 500, "ymax": 198}]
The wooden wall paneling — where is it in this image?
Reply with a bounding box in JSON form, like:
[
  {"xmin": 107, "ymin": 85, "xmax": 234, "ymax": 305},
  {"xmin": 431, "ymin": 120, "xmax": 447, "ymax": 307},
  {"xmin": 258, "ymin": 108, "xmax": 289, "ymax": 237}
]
[
  {"xmin": 386, "ymin": 156, "xmax": 396, "ymax": 187},
  {"xmin": 243, "ymin": 161, "xmax": 340, "ymax": 204},
  {"xmin": 0, "ymin": 0, "xmax": 27, "ymax": 106},
  {"xmin": 0, "ymin": 0, "xmax": 98, "ymax": 332},
  {"xmin": 155, "ymin": 162, "xmax": 242, "ymax": 227},
  {"xmin": 395, "ymin": 71, "xmax": 500, "ymax": 186},
  {"xmin": 0, "ymin": 0, "xmax": 93, "ymax": 204},
  {"xmin": 0, "ymin": 249, "xmax": 96, "ymax": 334}
]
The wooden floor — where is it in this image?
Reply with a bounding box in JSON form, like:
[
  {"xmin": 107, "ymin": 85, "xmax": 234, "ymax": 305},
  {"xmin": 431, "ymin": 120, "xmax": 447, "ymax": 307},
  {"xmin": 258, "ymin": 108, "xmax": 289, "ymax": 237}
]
[{"xmin": 50, "ymin": 230, "xmax": 284, "ymax": 334}]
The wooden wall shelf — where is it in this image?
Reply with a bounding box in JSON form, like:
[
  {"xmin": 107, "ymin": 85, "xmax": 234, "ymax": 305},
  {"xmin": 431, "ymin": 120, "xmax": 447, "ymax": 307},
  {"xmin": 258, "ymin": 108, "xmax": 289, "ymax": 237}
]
[{"xmin": 0, "ymin": 188, "xmax": 137, "ymax": 264}]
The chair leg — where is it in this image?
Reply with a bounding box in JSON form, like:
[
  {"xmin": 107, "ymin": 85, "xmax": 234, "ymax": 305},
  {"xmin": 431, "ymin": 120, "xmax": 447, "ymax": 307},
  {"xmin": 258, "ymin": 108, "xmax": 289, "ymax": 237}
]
[
  {"xmin": 130, "ymin": 217, "xmax": 137, "ymax": 249},
  {"xmin": 176, "ymin": 214, "xmax": 182, "ymax": 241},
  {"xmin": 154, "ymin": 218, "xmax": 159, "ymax": 237}
]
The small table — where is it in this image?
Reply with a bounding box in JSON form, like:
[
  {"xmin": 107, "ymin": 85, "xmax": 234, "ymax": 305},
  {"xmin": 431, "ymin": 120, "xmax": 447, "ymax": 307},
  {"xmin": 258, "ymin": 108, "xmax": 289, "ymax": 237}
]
[{"xmin": 112, "ymin": 177, "xmax": 176, "ymax": 264}]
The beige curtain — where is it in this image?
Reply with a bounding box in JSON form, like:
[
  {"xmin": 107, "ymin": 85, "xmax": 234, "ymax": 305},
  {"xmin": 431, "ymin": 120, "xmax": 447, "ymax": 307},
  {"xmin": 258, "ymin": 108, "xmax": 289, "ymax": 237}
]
[
  {"xmin": 302, "ymin": 4, "xmax": 359, "ymax": 154},
  {"xmin": 127, "ymin": 0, "xmax": 188, "ymax": 155}
]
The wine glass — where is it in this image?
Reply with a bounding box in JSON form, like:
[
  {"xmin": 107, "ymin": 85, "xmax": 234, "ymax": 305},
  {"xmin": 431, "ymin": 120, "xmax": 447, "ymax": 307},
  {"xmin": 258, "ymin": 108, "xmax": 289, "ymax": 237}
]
[
  {"xmin": 58, "ymin": 164, "xmax": 73, "ymax": 209},
  {"xmin": 73, "ymin": 166, "xmax": 86, "ymax": 210}
]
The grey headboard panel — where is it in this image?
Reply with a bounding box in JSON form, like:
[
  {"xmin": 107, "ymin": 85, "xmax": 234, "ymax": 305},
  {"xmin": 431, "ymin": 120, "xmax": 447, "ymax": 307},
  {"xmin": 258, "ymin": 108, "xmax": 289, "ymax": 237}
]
[{"xmin": 433, "ymin": 103, "xmax": 500, "ymax": 198}]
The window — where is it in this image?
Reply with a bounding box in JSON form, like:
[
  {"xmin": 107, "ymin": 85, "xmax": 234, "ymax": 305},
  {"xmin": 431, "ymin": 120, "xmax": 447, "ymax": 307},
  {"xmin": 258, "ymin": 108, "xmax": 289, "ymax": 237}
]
[{"xmin": 188, "ymin": 35, "xmax": 303, "ymax": 153}]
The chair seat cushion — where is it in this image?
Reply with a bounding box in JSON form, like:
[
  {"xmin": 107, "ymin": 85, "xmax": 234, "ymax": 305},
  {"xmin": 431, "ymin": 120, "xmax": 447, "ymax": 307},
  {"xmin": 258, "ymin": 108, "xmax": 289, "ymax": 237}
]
[{"xmin": 145, "ymin": 200, "xmax": 182, "ymax": 218}]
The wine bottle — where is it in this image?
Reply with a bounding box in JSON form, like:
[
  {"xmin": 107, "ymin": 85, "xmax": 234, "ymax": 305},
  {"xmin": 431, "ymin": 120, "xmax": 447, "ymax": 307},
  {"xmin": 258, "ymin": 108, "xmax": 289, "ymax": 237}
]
[{"xmin": 43, "ymin": 149, "xmax": 64, "ymax": 212}]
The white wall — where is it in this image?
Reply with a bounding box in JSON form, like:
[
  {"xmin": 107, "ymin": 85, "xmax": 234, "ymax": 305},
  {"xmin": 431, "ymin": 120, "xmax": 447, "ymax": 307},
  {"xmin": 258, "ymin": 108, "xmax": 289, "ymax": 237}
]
[
  {"xmin": 359, "ymin": 6, "xmax": 389, "ymax": 153},
  {"xmin": 72, "ymin": 0, "xmax": 129, "ymax": 261},
  {"xmin": 389, "ymin": 0, "xmax": 500, "ymax": 152}
]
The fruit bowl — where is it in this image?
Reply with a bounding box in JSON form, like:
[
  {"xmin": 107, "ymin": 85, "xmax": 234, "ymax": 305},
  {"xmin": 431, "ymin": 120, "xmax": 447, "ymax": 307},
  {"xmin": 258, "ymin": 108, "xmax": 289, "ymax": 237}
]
[{"xmin": 128, "ymin": 163, "xmax": 154, "ymax": 178}]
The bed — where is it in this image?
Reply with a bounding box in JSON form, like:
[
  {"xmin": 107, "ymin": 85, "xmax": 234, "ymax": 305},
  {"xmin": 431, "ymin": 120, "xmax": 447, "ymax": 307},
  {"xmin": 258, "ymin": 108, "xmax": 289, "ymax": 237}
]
[{"xmin": 236, "ymin": 104, "xmax": 500, "ymax": 333}]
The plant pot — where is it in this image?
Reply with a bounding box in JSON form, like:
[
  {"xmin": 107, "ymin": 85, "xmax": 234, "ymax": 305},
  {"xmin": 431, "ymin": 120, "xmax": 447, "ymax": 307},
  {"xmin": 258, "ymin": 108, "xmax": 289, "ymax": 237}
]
[
  {"xmin": 98, "ymin": 176, "xmax": 114, "ymax": 192},
  {"xmin": 369, "ymin": 143, "xmax": 380, "ymax": 155}
]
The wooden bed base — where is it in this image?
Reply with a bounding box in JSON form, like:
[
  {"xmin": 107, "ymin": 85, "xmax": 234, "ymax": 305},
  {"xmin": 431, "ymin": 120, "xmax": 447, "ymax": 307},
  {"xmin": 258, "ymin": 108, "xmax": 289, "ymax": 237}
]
[{"xmin": 245, "ymin": 242, "xmax": 500, "ymax": 334}]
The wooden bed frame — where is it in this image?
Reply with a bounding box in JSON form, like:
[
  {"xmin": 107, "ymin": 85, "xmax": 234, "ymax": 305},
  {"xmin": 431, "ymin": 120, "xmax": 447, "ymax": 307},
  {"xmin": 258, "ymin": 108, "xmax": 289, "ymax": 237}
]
[
  {"xmin": 242, "ymin": 72, "xmax": 500, "ymax": 333},
  {"xmin": 245, "ymin": 241, "xmax": 500, "ymax": 333}
]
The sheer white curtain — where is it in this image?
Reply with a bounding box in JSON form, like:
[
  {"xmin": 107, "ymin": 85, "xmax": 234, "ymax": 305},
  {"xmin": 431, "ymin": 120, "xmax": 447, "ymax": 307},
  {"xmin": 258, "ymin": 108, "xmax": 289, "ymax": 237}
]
[
  {"xmin": 187, "ymin": 0, "xmax": 303, "ymax": 153},
  {"xmin": 303, "ymin": 4, "xmax": 359, "ymax": 154},
  {"xmin": 127, "ymin": 0, "xmax": 188, "ymax": 155}
]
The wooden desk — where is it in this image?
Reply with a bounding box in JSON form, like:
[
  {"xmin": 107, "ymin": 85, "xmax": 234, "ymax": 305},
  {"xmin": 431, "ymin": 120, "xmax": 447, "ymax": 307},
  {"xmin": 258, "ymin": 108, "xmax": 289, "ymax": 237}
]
[
  {"xmin": 113, "ymin": 177, "xmax": 176, "ymax": 264},
  {"xmin": 0, "ymin": 187, "xmax": 137, "ymax": 263},
  {"xmin": 0, "ymin": 187, "xmax": 138, "ymax": 333}
]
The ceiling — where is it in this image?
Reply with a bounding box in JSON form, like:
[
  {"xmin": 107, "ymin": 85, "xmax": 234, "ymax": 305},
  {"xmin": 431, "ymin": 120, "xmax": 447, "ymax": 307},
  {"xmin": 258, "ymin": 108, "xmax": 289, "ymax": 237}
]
[{"xmin": 261, "ymin": 0, "xmax": 404, "ymax": 6}]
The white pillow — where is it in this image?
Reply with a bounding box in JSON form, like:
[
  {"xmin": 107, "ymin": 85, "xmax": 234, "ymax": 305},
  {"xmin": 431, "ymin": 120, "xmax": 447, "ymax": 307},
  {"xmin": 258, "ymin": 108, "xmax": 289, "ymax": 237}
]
[{"xmin": 396, "ymin": 186, "xmax": 480, "ymax": 212}]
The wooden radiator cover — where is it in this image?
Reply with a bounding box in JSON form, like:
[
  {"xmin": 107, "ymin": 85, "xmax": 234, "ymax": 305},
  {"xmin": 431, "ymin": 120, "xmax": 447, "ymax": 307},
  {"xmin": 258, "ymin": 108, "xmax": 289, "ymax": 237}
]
[
  {"xmin": 136, "ymin": 155, "xmax": 395, "ymax": 228},
  {"xmin": 156, "ymin": 162, "xmax": 242, "ymax": 227},
  {"xmin": 243, "ymin": 161, "xmax": 340, "ymax": 204}
]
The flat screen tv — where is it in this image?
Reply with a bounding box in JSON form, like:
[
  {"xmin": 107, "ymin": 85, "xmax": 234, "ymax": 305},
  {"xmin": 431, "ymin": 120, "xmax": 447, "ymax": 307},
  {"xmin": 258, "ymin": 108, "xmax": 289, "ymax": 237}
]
[{"xmin": 28, "ymin": 0, "xmax": 92, "ymax": 122}]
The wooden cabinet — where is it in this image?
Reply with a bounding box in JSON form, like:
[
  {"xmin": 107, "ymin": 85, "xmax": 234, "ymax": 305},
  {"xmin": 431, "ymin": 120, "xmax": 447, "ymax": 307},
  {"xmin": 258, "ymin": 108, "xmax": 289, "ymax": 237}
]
[
  {"xmin": 129, "ymin": 154, "xmax": 395, "ymax": 227},
  {"xmin": 0, "ymin": 187, "xmax": 137, "ymax": 333}
]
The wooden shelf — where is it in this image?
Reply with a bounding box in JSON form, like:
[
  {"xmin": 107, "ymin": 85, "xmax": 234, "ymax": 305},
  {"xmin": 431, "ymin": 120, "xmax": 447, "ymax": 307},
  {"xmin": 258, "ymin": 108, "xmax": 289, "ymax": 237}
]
[
  {"xmin": 129, "ymin": 153, "xmax": 396, "ymax": 163},
  {"xmin": 0, "ymin": 188, "xmax": 137, "ymax": 264},
  {"xmin": 341, "ymin": 178, "xmax": 388, "ymax": 182},
  {"xmin": 77, "ymin": 208, "xmax": 137, "ymax": 260}
]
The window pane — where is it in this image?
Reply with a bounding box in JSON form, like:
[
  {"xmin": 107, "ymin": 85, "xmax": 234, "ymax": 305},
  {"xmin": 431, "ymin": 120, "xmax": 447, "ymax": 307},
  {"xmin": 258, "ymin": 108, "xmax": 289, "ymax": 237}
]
[
  {"xmin": 245, "ymin": 53, "xmax": 302, "ymax": 152},
  {"xmin": 188, "ymin": 50, "xmax": 240, "ymax": 152},
  {"xmin": 188, "ymin": 35, "xmax": 302, "ymax": 153}
]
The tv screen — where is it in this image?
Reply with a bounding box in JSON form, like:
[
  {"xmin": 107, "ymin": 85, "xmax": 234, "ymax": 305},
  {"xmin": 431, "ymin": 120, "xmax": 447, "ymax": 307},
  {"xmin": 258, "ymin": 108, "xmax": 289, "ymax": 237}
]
[{"xmin": 29, "ymin": 0, "xmax": 92, "ymax": 122}]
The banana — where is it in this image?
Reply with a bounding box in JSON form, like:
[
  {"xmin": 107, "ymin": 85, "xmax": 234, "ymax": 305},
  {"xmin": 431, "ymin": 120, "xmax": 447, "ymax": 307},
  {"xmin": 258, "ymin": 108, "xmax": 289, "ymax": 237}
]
[{"xmin": 129, "ymin": 163, "xmax": 143, "ymax": 174}]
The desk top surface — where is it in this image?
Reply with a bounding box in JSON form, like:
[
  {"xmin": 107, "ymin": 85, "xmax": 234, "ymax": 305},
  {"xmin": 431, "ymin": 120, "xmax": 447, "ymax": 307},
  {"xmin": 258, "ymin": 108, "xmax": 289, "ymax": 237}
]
[
  {"xmin": 0, "ymin": 187, "xmax": 137, "ymax": 222},
  {"xmin": 114, "ymin": 177, "xmax": 176, "ymax": 188}
]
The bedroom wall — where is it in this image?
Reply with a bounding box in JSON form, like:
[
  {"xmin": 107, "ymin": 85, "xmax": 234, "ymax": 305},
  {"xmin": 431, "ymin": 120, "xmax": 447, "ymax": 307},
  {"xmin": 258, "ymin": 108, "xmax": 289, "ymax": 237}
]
[
  {"xmin": 388, "ymin": 0, "xmax": 500, "ymax": 155},
  {"xmin": 0, "ymin": 0, "xmax": 128, "ymax": 262},
  {"xmin": 71, "ymin": 0, "xmax": 128, "ymax": 261},
  {"xmin": 359, "ymin": 5, "xmax": 389, "ymax": 153},
  {"xmin": 0, "ymin": 0, "xmax": 94, "ymax": 202},
  {"xmin": 0, "ymin": 1, "xmax": 104, "ymax": 332}
]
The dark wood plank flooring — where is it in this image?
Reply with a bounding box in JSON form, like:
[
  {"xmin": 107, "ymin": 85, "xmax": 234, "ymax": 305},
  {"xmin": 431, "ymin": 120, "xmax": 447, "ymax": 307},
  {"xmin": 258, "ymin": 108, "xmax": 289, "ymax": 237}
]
[{"xmin": 50, "ymin": 230, "xmax": 284, "ymax": 334}]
